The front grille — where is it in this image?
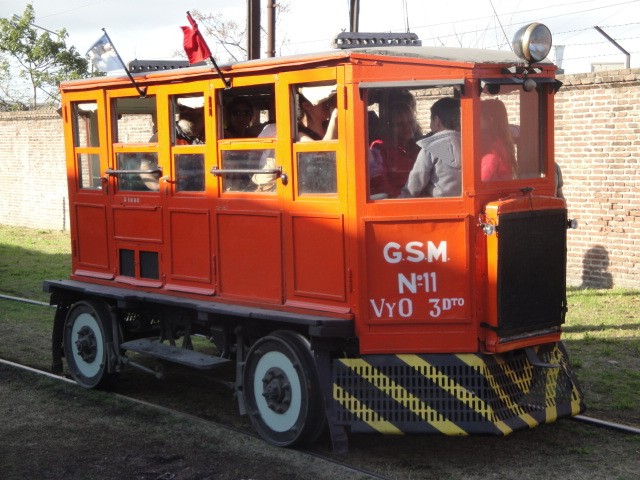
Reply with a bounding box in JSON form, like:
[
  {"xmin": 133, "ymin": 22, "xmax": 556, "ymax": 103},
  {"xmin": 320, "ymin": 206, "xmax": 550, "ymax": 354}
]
[{"xmin": 497, "ymin": 209, "xmax": 567, "ymax": 336}]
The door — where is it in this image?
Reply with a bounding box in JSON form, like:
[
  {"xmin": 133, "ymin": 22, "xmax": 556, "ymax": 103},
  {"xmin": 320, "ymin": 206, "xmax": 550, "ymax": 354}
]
[
  {"xmin": 281, "ymin": 70, "xmax": 350, "ymax": 313},
  {"xmin": 65, "ymin": 91, "xmax": 113, "ymax": 280},
  {"xmin": 159, "ymin": 84, "xmax": 216, "ymax": 295},
  {"xmin": 106, "ymin": 88, "xmax": 164, "ymax": 288},
  {"xmin": 214, "ymin": 80, "xmax": 285, "ymax": 304}
]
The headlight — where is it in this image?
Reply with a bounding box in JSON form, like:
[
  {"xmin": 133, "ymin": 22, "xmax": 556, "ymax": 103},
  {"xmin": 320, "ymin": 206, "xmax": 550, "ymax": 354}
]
[{"xmin": 512, "ymin": 23, "xmax": 552, "ymax": 63}]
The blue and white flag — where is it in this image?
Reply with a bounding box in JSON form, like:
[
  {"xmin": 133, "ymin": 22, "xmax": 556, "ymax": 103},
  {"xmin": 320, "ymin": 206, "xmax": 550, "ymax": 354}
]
[{"xmin": 86, "ymin": 33, "xmax": 126, "ymax": 74}]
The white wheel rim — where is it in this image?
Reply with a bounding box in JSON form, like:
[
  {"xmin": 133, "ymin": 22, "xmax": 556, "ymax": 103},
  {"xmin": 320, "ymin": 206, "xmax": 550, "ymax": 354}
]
[
  {"xmin": 70, "ymin": 312, "xmax": 104, "ymax": 378},
  {"xmin": 253, "ymin": 350, "xmax": 302, "ymax": 432}
]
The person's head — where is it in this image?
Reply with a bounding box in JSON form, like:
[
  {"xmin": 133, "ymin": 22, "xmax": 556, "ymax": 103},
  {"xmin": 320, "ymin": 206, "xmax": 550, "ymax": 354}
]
[
  {"xmin": 298, "ymin": 93, "xmax": 335, "ymax": 125},
  {"xmin": 176, "ymin": 106, "xmax": 204, "ymax": 141},
  {"xmin": 480, "ymin": 98, "xmax": 517, "ymax": 172},
  {"xmin": 387, "ymin": 102, "xmax": 417, "ymax": 144},
  {"xmin": 480, "ymin": 99, "xmax": 511, "ymax": 139},
  {"xmin": 430, "ymin": 97, "xmax": 460, "ymax": 132},
  {"xmin": 226, "ymin": 97, "xmax": 254, "ymax": 136}
]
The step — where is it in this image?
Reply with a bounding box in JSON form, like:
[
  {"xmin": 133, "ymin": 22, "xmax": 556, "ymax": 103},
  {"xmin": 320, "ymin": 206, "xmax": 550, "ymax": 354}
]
[{"xmin": 121, "ymin": 338, "xmax": 230, "ymax": 370}]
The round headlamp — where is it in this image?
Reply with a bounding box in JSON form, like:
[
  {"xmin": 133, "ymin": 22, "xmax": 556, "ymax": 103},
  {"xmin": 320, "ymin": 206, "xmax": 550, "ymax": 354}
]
[{"xmin": 512, "ymin": 23, "xmax": 552, "ymax": 63}]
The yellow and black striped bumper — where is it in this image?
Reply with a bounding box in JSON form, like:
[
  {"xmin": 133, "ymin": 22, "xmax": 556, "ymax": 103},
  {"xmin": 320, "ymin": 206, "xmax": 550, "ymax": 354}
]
[{"xmin": 332, "ymin": 342, "xmax": 585, "ymax": 436}]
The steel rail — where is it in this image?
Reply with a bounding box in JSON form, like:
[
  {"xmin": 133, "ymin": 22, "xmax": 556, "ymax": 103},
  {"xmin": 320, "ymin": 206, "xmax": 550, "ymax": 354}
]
[{"xmin": 572, "ymin": 414, "xmax": 640, "ymax": 435}]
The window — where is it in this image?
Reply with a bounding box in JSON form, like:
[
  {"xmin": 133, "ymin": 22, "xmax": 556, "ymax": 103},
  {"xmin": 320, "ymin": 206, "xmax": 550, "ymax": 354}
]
[
  {"xmin": 363, "ymin": 84, "xmax": 462, "ymax": 200},
  {"xmin": 73, "ymin": 102, "xmax": 102, "ymax": 190},
  {"xmin": 293, "ymin": 82, "xmax": 339, "ymax": 196},
  {"xmin": 112, "ymin": 96, "xmax": 160, "ymax": 192},
  {"xmin": 479, "ymin": 83, "xmax": 545, "ymax": 182},
  {"xmin": 170, "ymin": 94, "xmax": 206, "ymax": 192},
  {"xmin": 219, "ymin": 85, "xmax": 277, "ymax": 193}
]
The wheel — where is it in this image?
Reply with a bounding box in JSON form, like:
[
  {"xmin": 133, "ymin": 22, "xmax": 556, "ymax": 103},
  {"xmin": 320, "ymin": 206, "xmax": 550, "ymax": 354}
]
[
  {"xmin": 243, "ymin": 331, "xmax": 326, "ymax": 447},
  {"xmin": 63, "ymin": 300, "xmax": 118, "ymax": 389}
]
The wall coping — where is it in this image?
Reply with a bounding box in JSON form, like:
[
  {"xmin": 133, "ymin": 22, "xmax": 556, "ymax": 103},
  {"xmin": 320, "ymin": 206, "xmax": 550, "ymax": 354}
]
[{"xmin": 558, "ymin": 67, "xmax": 640, "ymax": 87}]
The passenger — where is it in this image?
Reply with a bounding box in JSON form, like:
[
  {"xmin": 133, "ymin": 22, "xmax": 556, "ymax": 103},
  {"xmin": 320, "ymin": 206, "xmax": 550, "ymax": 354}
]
[
  {"xmin": 480, "ymin": 99, "xmax": 518, "ymax": 181},
  {"xmin": 400, "ymin": 97, "xmax": 461, "ymax": 198},
  {"xmin": 140, "ymin": 106, "xmax": 205, "ymax": 191},
  {"xmin": 369, "ymin": 101, "xmax": 421, "ymax": 198},
  {"xmin": 175, "ymin": 105, "xmax": 204, "ymax": 144},
  {"xmin": 296, "ymin": 85, "xmax": 338, "ymax": 141},
  {"xmin": 224, "ymin": 97, "xmax": 255, "ymax": 138}
]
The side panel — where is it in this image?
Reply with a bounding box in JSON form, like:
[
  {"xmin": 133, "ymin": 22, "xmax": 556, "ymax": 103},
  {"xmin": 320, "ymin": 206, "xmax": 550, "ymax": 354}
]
[
  {"xmin": 359, "ymin": 215, "xmax": 475, "ymax": 353},
  {"xmin": 216, "ymin": 211, "xmax": 283, "ymax": 303},
  {"xmin": 74, "ymin": 203, "xmax": 110, "ymax": 272},
  {"xmin": 291, "ymin": 213, "xmax": 346, "ymax": 301},
  {"xmin": 167, "ymin": 208, "xmax": 213, "ymax": 287}
]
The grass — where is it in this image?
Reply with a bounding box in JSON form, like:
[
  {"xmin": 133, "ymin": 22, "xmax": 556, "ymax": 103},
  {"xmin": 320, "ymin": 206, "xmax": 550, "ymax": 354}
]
[
  {"xmin": 0, "ymin": 225, "xmax": 70, "ymax": 302},
  {"xmin": 0, "ymin": 224, "xmax": 639, "ymax": 426},
  {"xmin": 563, "ymin": 288, "xmax": 640, "ymax": 419}
]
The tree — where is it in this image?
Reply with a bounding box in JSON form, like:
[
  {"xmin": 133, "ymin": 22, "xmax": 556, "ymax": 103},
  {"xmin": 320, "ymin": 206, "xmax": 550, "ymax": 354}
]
[
  {"xmin": 189, "ymin": 2, "xmax": 291, "ymax": 64},
  {"xmin": 0, "ymin": 4, "xmax": 90, "ymax": 110}
]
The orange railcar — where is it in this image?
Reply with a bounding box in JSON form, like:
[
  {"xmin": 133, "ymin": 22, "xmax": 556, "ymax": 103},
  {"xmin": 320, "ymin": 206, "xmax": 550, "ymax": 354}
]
[{"xmin": 47, "ymin": 26, "xmax": 584, "ymax": 451}]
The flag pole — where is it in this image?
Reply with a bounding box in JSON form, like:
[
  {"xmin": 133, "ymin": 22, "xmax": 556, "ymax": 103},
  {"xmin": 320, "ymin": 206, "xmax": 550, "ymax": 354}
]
[
  {"xmin": 101, "ymin": 28, "xmax": 147, "ymax": 97},
  {"xmin": 186, "ymin": 12, "xmax": 231, "ymax": 89}
]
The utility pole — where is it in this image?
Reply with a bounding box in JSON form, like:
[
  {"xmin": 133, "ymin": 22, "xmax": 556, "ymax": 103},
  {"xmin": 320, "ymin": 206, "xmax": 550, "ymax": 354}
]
[
  {"xmin": 349, "ymin": 0, "xmax": 360, "ymax": 32},
  {"xmin": 247, "ymin": 0, "xmax": 261, "ymax": 60},
  {"xmin": 266, "ymin": 0, "xmax": 276, "ymax": 57}
]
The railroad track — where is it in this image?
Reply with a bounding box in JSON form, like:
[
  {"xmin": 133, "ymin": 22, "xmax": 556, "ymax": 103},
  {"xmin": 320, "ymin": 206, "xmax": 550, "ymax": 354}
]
[{"xmin": 0, "ymin": 356, "xmax": 394, "ymax": 480}]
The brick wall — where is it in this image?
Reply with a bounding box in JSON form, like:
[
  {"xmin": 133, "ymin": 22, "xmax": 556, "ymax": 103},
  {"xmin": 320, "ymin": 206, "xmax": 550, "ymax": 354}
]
[
  {"xmin": 555, "ymin": 69, "xmax": 640, "ymax": 288},
  {"xmin": 1, "ymin": 69, "xmax": 639, "ymax": 288},
  {"xmin": 0, "ymin": 110, "xmax": 69, "ymax": 231}
]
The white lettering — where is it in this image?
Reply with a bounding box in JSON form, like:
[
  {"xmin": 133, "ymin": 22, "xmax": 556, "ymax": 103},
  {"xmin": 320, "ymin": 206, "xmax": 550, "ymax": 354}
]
[
  {"xmin": 405, "ymin": 241, "xmax": 425, "ymax": 263},
  {"xmin": 398, "ymin": 273, "xmax": 417, "ymax": 294},
  {"xmin": 370, "ymin": 299, "xmax": 385, "ymax": 317},
  {"xmin": 382, "ymin": 241, "xmax": 448, "ymax": 264},
  {"xmin": 398, "ymin": 298, "xmax": 413, "ymax": 317},
  {"xmin": 383, "ymin": 242, "xmax": 402, "ymax": 264}
]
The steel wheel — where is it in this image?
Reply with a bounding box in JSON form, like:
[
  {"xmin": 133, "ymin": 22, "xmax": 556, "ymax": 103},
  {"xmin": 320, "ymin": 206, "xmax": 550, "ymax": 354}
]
[
  {"xmin": 63, "ymin": 300, "xmax": 117, "ymax": 389},
  {"xmin": 243, "ymin": 331, "xmax": 325, "ymax": 447}
]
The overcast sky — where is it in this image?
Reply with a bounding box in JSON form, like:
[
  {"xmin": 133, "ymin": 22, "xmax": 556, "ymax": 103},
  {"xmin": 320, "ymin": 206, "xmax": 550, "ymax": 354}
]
[{"xmin": 1, "ymin": 0, "xmax": 639, "ymax": 73}]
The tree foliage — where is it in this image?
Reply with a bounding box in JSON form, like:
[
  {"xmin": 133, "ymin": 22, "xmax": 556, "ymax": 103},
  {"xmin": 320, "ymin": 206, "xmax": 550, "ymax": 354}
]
[{"xmin": 0, "ymin": 4, "xmax": 90, "ymax": 110}]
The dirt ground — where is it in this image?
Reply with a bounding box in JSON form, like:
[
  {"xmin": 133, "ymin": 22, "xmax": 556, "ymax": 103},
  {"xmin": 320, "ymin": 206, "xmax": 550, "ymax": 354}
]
[
  {"xmin": 2, "ymin": 362, "xmax": 639, "ymax": 480},
  {"xmin": 0, "ymin": 364, "xmax": 370, "ymax": 480}
]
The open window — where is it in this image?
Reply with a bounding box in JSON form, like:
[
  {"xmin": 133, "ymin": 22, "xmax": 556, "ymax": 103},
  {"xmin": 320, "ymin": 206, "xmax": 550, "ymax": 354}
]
[
  {"xmin": 110, "ymin": 96, "xmax": 159, "ymax": 192},
  {"xmin": 362, "ymin": 82, "xmax": 463, "ymax": 200},
  {"xmin": 218, "ymin": 84, "xmax": 277, "ymax": 193},
  {"xmin": 292, "ymin": 82, "xmax": 339, "ymax": 195},
  {"xmin": 170, "ymin": 94, "xmax": 206, "ymax": 192}
]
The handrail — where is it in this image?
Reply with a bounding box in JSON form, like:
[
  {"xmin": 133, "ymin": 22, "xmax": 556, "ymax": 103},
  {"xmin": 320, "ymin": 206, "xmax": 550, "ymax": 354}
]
[{"xmin": 105, "ymin": 168, "xmax": 163, "ymax": 176}]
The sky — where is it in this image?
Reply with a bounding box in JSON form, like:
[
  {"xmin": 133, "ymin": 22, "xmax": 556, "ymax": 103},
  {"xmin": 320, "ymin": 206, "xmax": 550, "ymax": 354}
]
[{"xmin": 1, "ymin": 0, "xmax": 639, "ymax": 74}]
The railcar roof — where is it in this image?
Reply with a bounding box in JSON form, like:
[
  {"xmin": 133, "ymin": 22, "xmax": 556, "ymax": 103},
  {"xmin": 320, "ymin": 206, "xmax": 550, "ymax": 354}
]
[
  {"xmin": 61, "ymin": 45, "xmax": 552, "ymax": 90},
  {"xmin": 232, "ymin": 45, "xmax": 550, "ymax": 69}
]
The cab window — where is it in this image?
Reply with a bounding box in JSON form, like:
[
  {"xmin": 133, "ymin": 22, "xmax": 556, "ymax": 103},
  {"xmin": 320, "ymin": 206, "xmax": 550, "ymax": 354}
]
[
  {"xmin": 364, "ymin": 85, "xmax": 462, "ymax": 200},
  {"xmin": 479, "ymin": 83, "xmax": 545, "ymax": 182}
]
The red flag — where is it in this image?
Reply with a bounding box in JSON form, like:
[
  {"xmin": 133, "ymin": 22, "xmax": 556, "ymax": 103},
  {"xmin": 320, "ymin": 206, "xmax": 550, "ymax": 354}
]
[{"xmin": 181, "ymin": 12, "xmax": 212, "ymax": 64}]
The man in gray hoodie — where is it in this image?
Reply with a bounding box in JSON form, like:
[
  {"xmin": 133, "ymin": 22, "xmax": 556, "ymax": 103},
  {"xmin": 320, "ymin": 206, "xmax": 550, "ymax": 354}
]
[{"xmin": 400, "ymin": 97, "xmax": 462, "ymax": 198}]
